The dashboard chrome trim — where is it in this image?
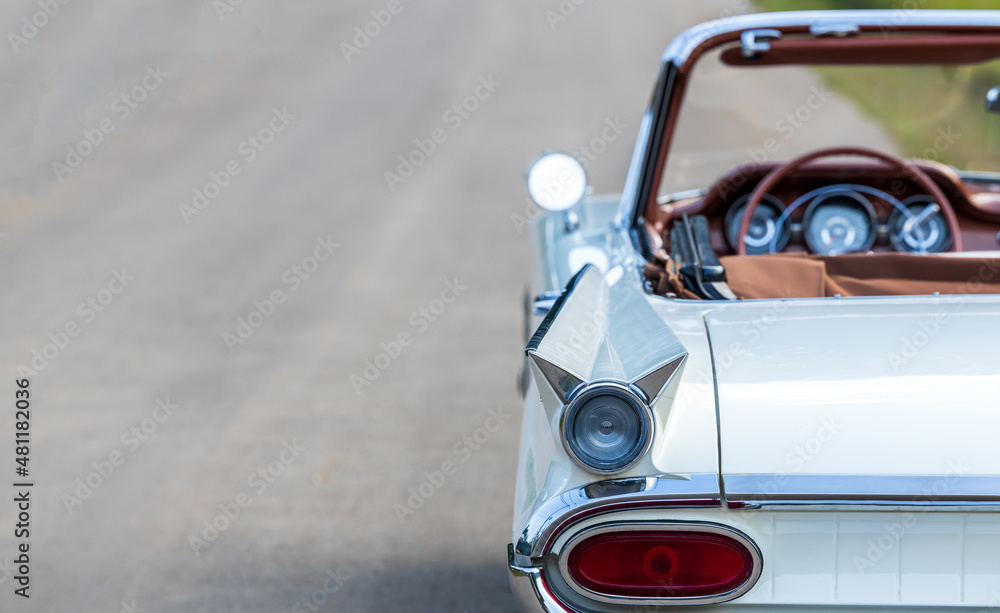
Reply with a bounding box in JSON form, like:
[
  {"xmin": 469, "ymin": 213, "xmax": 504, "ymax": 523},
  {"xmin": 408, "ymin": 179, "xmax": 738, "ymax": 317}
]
[
  {"xmin": 515, "ymin": 474, "xmax": 722, "ymax": 558},
  {"xmin": 759, "ymin": 182, "xmax": 938, "ymax": 255}
]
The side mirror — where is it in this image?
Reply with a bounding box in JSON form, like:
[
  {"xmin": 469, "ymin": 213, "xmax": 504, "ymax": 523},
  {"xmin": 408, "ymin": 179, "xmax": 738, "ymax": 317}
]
[
  {"xmin": 987, "ymin": 86, "xmax": 1000, "ymax": 113},
  {"xmin": 526, "ymin": 152, "xmax": 588, "ymax": 212}
]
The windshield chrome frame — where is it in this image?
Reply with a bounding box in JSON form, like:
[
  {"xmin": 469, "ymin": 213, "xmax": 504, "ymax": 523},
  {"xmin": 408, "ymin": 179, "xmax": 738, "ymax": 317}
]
[{"xmin": 614, "ymin": 9, "xmax": 1000, "ymax": 260}]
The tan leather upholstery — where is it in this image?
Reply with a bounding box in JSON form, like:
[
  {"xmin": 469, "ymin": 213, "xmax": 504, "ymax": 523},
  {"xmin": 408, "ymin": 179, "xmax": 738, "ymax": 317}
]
[
  {"xmin": 721, "ymin": 253, "xmax": 1000, "ymax": 299},
  {"xmin": 645, "ymin": 253, "xmax": 1000, "ymax": 300}
]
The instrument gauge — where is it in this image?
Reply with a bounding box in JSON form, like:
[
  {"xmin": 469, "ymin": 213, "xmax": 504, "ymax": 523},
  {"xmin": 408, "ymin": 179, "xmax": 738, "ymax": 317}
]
[
  {"xmin": 725, "ymin": 193, "xmax": 790, "ymax": 255},
  {"xmin": 803, "ymin": 191, "xmax": 877, "ymax": 256},
  {"xmin": 888, "ymin": 195, "xmax": 952, "ymax": 254}
]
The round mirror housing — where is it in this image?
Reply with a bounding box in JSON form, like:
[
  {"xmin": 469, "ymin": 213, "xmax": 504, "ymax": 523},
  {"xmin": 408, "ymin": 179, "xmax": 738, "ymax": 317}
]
[
  {"xmin": 987, "ymin": 86, "xmax": 1000, "ymax": 113},
  {"xmin": 526, "ymin": 152, "xmax": 588, "ymax": 212}
]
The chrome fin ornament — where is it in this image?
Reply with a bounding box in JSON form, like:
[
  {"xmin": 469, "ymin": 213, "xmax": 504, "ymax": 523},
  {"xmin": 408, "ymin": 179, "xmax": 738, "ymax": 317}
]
[
  {"xmin": 528, "ymin": 354, "xmax": 584, "ymax": 404},
  {"xmin": 526, "ymin": 265, "xmax": 608, "ymax": 404},
  {"xmin": 632, "ymin": 356, "xmax": 685, "ymax": 405},
  {"xmin": 526, "ymin": 264, "xmax": 688, "ymax": 407}
]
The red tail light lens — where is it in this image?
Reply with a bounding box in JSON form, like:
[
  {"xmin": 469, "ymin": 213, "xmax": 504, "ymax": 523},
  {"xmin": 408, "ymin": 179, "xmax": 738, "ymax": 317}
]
[{"xmin": 566, "ymin": 530, "xmax": 756, "ymax": 599}]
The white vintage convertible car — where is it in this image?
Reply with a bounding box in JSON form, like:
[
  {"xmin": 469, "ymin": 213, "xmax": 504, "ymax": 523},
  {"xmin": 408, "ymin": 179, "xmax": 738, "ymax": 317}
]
[{"xmin": 509, "ymin": 10, "xmax": 1000, "ymax": 612}]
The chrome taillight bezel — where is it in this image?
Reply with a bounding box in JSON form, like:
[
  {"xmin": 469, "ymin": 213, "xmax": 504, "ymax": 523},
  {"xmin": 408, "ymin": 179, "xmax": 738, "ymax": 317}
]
[{"xmin": 557, "ymin": 521, "xmax": 763, "ymax": 606}]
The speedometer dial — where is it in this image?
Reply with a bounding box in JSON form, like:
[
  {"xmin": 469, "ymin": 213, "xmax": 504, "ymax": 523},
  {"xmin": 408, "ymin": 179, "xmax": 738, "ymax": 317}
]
[
  {"xmin": 888, "ymin": 196, "xmax": 952, "ymax": 254},
  {"xmin": 803, "ymin": 191, "xmax": 877, "ymax": 256},
  {"xmin": 725, "ymin": 193, "xmax": 790, "ymax": 255}
]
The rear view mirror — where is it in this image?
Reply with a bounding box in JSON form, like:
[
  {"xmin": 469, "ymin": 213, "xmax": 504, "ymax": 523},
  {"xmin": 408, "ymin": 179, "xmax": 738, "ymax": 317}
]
[
  {"xmin": 987, "ymin": 86, "xmax": 1000, "ymax": 112},
  {"xmin": 526, "ymin": 152, "xmax": 588, "ymax": 212}
]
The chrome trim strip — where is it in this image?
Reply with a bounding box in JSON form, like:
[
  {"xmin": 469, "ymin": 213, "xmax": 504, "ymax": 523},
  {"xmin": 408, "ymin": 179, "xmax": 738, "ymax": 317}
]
[
  {"xmin": 525, "ymin": 264, "xmax": 594, "ymax": 355},
  {"xmin": 516, "ymin": 474, "xmax": 721, "ymax": 558},
  {"xmin": 656, "ymin": 187, "xmax": 709, "ymax": 206},
  {"xmin": 662, "ymin": 10, "xmax": 1000, "ymax": 67},
  {"xmin": 557, "ymin": 521, "xmax": 763, "ymax": 606},
  {"xmin": 725, "ymin": 474, "xmax": 1000, "ymax": 509},
  {"xmin": 614, "ymin": 106, "xmax": 654, "ymax": 230},
  {"xmin": 508, "ymin": 544, "xmax": 571, "ymax": 613}
]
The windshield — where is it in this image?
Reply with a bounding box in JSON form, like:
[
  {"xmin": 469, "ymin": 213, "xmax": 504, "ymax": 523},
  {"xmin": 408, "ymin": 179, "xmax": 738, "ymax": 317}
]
[{"xmin": 660, "ymin": 46, "xmax": 1000, "ymax": 196}]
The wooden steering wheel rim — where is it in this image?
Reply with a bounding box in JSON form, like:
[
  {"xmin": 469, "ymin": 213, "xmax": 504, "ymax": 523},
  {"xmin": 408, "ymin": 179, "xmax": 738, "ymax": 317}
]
[{"xmin": 736, "ymin": 146, "xmax": 963, "ymax": 256}]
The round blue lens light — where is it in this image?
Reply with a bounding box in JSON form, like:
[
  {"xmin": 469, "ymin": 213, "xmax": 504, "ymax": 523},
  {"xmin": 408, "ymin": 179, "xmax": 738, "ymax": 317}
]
[{"xmin": 563, "ymin": 386, "xmax": 652, "ymax": 474}]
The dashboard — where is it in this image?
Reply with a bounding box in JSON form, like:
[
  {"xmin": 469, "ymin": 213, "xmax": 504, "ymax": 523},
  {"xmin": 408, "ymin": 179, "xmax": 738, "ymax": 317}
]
[
  {"xmin": 654, "ymin": 161, "xmax": 1000, "ymax": 257},
  {"xmin": 723, "ymin": 187, "xmax": 951, "ymax": 256}
]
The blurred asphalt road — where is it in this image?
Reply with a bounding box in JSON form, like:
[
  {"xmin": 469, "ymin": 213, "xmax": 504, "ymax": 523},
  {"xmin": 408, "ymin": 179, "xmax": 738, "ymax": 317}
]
[{"xmin": 0, "ymin": 1, "xmax": 756, "ymax": 611}]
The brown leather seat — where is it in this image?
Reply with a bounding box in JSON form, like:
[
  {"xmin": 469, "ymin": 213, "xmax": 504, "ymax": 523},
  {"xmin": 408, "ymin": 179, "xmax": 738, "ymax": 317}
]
[{"xmin": 720, "ymin": 253, "xmax": 1000, "ymax": 300}]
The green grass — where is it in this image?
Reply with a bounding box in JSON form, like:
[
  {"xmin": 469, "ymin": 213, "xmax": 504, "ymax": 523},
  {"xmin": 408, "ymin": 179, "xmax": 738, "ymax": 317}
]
[{"xmin": 753, "ymin": 1, "xmax": 1000, "ymax": 170}]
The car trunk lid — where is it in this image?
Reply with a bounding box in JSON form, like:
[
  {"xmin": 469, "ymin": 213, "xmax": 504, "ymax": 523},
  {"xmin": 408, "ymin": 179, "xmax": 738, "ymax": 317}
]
[{"xmin": 704, "ymin": 298, "xmax": 1000, "ymax": 498}]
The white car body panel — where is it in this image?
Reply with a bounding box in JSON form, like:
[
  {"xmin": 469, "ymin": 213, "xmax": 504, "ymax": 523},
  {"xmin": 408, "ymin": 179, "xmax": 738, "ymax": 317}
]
[
  {"xmin": 647, "ymin": 303, "xmax": 720, "ymax": 476},
  {"xmin": 705, "ymin": 298, "xmax": 1000, "ymax": 478}
]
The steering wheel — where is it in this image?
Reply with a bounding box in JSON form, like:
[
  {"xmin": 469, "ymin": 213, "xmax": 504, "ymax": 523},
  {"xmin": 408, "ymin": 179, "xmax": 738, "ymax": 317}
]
[{"xmin": 736, "ymin": 146, "xmax": 963, "ymax": 256}]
